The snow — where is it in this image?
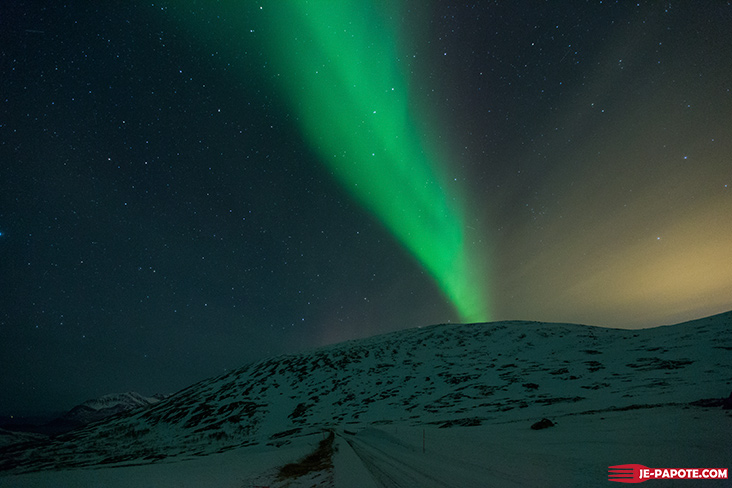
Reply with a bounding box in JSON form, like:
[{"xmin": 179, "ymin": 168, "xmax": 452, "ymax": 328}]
[
  {"xmin": 0, "ymin": 430, "xmax": 46, "ymax": 450},
  {"xmin": 76, "ymin": 392, "xmax": 164, "ymax": 412},
  {"xmin": 0, "ymin": 311, "xmax": 730, "ymax": 486},
  {"xmin": 2, "ymin": 408, "xmax": 728, "ymax": 487}
]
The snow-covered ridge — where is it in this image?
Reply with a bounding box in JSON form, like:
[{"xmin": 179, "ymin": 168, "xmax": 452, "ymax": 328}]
[
  {"xmin": 76, "ymin": 392, "xmax": 166, "ymax": 413},
  {"xmin": 0, "ymin": 392, "xmax": 168, "ymax": 440},
  {"xmin": 12, "ymin": 391, "xmax": 170, "ymax": 437},
  {"xmin": 1, "ymin": 312, "xmax": 730, "ymax": 474},
  {"xmin": 59, "ymin": 392, "xmax": 167, "ymax": 427},
  {"xmin": 0, "ymin": 429, "xmax": 46, "ymax": 450}
]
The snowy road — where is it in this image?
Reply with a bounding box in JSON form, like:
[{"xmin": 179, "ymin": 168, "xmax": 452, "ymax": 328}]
[
  {"xmin": 340, "ymin": 430, "xmax": 451, "ymax": 487},
  {"xmin": 332, "ymin": 409, "xmax": 732, "ymax": 488},
  {"xmin": 335, "ymin": 427, "xmax": 528, "ymax": 488}
]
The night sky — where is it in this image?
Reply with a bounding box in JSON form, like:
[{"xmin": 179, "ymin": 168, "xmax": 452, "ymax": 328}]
[{"xmin": 2, "ymin": 1, "xmax": 731, "ymax": 415}]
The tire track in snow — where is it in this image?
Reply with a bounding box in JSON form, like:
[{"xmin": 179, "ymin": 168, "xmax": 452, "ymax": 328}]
[{"xmin": 337, "ymin": 429, "xmax": 461, "ymax": 488}]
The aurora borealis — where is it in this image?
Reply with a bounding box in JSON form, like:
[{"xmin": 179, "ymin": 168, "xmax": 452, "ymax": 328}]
[
  {"xmin": 261, "ymin": 1, "xmax": 491, "ymax": 323},
  {"xmin": 175, "ymin": 1, "xmax": 493, "ymax": 323},
  {"xmin": 1, "ymin": 1, "xmax": 731, "ymax": 414}
]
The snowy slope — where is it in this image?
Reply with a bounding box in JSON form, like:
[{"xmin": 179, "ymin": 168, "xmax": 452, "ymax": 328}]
[
  {"xmin": 0, "ymin": 429, "xmax": 46, "ymax": 450},
  {"xmin": 73, "ymin": 392, "xmax": 166, "ymax": 414},
  {"xmin": 0, "ymin": 311, "xmax": 730, "ymax": 486},
  {"xmin": 26, "ymin": 391, "xmax": 168, "ymax": 436},
  {"xmin": 60, "ymin": 391, "xmax": 166, "ymax": 426}
]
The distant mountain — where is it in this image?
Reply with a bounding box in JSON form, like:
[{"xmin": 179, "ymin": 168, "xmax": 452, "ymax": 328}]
[
  {"xmin": 72, "ymin": 392, "xmax": 168, "ymax": 414},
  {"xmin": 1, "ymin": 392, "xmax": 168, "ymax": 438},
  {"xmin": 40, "ymin": 392, "xmax": 169, "ymax": 435},
  {"xmin": 0, "ymin": 312, "xmax": 730, "ymax": 478}
]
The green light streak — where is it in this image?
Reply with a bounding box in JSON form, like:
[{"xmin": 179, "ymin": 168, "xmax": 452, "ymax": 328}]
[
  {"xmin": 172, "ymin": 1, "xmax": 490, "ymax": 322},
  {"xmin": 262, "ymin": 1, "xmax": 490, "ymax": 322}
]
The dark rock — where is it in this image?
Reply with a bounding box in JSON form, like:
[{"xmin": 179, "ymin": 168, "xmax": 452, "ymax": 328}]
[
  {"xmin": 723, "ymin": 392, "xmax": 732, "ymax": 410},
  {"xmin": 531, "ymin": 418, "xmax": 555, "ymax": 430},
  {"xmin": 689, "ymin": 398, "xmax": 724, "ymax": 408},
  {"xmin": 439, "ymin": 417, "xmax": 483, "ymax": 429}
]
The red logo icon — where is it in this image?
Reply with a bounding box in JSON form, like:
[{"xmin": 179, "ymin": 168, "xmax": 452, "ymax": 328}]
[
  {"xmin": 609, "ymin": 464, "xmax": 647, "ymax": 483},
  {"xmin": 609, "ymin": 464, "xmax": 728, "ymax": 483}
]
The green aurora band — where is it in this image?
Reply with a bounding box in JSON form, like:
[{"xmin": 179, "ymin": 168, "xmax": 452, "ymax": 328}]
[{"xmin": 186, "ymin": 2, "xmax": 491, "ymax": 322}]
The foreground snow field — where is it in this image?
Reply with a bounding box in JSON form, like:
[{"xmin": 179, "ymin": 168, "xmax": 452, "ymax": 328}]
[
  {"xmin": 1, "ymin": 408, "xmax": 729, "ymax": 487},
  {"xmin": 1, "ymin": 312, "xmax": 730, "ymax": 487}
]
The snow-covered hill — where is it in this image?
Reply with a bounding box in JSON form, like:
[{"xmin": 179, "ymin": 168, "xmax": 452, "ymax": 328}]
[
  {"xmin": 72, "ymin": 392, "xmax": 167, "ymax": 414},
  {"xmin": 0, "ymin": 312, "xmax": 730, "ymax": 486},
  {"xmin": 0, "ymin": 429, "xmax": 46, "ymax": 450},
  {"xmin": 39, "ymin": 392, "xmax": 168, "ymax": 435},
  {"xmin": 0, "ymin": 392, "xmax": 169, "ymax": 438}
]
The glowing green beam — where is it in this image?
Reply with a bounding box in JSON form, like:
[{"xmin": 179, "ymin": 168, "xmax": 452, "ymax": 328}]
[
  {"xmin": 175, "ymin": 1, "xmax": 490, "ymax": 322},
  {"xmin": 259, "ymin": 1, "xmax": 490, "ymax": 322}
]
